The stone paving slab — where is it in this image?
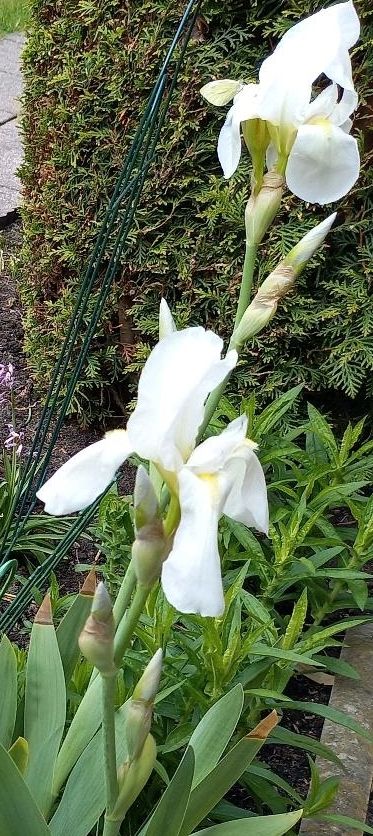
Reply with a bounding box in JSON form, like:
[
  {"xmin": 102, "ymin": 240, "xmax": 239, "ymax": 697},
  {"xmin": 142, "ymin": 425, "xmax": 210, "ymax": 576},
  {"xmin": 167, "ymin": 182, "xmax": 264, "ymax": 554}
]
[
  {"xmin": 0, "ymin": 34, "xmax": 24, "ymax": 217},
  {"xmin": 0, "ymin": 36, "xmax": 24, "ymax": 74}
]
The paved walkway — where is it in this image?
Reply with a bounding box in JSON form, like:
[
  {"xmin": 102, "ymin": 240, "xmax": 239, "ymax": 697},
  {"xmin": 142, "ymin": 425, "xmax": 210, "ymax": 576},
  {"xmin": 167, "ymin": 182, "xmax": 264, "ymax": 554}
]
[{"xmin": 0, "ymin": 33, "xmax": 24, "ymax": 219}]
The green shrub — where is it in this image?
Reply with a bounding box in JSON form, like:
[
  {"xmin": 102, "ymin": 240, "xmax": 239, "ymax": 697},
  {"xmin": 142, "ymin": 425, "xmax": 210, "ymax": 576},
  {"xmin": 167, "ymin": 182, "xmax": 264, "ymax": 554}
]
[{"xmin": 20, "ymin": 0, "xmax": 373, "ymax": 424}]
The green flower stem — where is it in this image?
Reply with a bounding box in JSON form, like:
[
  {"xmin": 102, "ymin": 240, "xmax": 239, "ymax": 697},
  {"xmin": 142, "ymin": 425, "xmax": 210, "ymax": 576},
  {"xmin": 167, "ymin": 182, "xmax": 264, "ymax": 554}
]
[
  {"xmin": 103, "ymin": 820, "xmax": 121, "ymax": 836},
  {"xmin": 113, "ymin": 562, "xmax": 137, "ymax": 627},
  {"xmin": 114, "ymin": 582, "xmax": 152, "ymax": 668},
  {"xmin": 233, "ymin": 241, "xmax": 258, "ymax": 331},
  {"xmin": 197, "ymin": 240, "xmax": 258, "ymax": 440},
  {"xmin": 102, "ymin": 673, "xmax": 119, "ymax": 834}
]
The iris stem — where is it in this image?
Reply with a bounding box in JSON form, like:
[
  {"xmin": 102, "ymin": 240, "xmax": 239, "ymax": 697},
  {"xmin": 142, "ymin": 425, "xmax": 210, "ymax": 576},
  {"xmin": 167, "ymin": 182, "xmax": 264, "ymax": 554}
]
[
  {"xmin": 113, "ymin": 561, "xmax": 137, "ymax": 626},
  {"xmin": 233, "ymin": 241, "xmax": 258, "ymax": 331},
  {"xmin": 114, "ymin": 582, "xmax": 152, "ymax": 667},
  {"xmin": 102, "ymin": 673, "xmax": 119, "ymax": 832}
]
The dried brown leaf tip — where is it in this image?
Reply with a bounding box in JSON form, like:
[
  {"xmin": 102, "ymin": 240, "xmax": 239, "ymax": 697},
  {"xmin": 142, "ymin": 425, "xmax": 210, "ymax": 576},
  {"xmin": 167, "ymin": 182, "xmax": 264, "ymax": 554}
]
[
  {"xmin": 80, "ymin": 569, "xmax": 96, "ymax": 597},
  {"xmin": 247, "ymin": 710, "xmax": 279, "ymax": 740},
  {"xmin": 35, "ymin": 592, "xmax": 53, "ymax": 625}
]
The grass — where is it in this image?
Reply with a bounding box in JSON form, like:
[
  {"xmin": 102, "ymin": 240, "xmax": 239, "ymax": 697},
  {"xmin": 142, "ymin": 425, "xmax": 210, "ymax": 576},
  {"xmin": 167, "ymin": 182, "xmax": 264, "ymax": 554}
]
[{"xmin": 0, "ymin": 0, "xmax": 29, "ymax": 35}]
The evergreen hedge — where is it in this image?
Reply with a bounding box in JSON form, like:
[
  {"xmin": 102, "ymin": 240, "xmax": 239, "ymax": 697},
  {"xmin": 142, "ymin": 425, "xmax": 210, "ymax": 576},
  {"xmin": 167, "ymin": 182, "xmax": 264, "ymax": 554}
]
[{"xmin": 20, "ymin": 0, "xmax": 373, "ymax": 424}]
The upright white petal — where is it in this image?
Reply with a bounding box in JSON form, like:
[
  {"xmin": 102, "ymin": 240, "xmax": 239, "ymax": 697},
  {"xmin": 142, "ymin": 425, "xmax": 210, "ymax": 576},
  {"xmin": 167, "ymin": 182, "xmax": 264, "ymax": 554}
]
[
  {"xmin": 330, "ymin": 88, "xmax": 358, "ymax": 126},
  {"xmin": 127, "ymin": 328, "xmax": 237, "ymax": 472},
  {"xmin": 222, "ymin": 447, "xmax": 269, "ymax": 534},
  {"xmin": 286, "ymin": 122, "xmax": 360, "ymax": 204},
  {"xmin": 161, "ymin": 468, "xmax": 225, "ymax": 617},
  {"xmin": 159, "ymin": 298, "xmax": 176, "ymax": 340},
  {"xmin": 36, "ymin": 430, "xmax": 132, "ymax": 515}
]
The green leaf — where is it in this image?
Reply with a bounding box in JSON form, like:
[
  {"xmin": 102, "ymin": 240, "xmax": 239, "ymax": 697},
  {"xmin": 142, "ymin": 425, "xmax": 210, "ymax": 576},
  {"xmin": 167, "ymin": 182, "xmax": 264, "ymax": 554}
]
[
  {"xmin": 24, "ymin": 595, "xmax": 66, "ymax": 818},
  {"xmin": 188, "ymin": 684, "xmax": 244, "ymax": 789},
  {"xmin": 254, "ymin": 385, "xmax": 303, "ymax": 437},
  {"xmin": 311, "ymin": 655, "xmax": 359, "ymax": 680},
  {"xmin": 53, "ymin": 672, "xmax": 102, "ymax": 796},
  {"xmin": 278, "ymin": 700, "xmax": 373, "ymax": 742},
  {"xmin": 0, "ymin": 742, "xmax": 51, "ymax": 836},
  {"xmin": 317, "ymin": 813, "xmax": 373, "ymax": 833},
  {"xmin": 250, "ymin": 644, "xmax": 325, "ymax": 667},
  {"xmin": 142, "ymin": 747, "xmax": 194, "ymax": 836},
  {"xmin": 56, "ymin": 570, "xmax": 95, "ymax": 683},
  {"xmin": 270, "ymin": 726, "xmax": 344, "ymax": 768},
  {"xmin": 296, "ymin": 618, "xmax": 369, "ymax": 654},
  {"xmin": 193, "ymin": 809, "xmax": 303, "ymax": 835},
  {"xmin": 281, "ymin": 589, "xmax": 307, "ymax": 650},
  {"xmin": 8, "ymin": 737, "xmax": 29, "ymax": 775},
  {"xmin": 50, "ymin": 701, "xmax": 129, "ymax": 836},
  {"xmin": 307, "ymin": 405, "xmax": 338, "ymax": 462},
  {"xmin": 0, "ymin": 635, "xmax": 17, "ymax": 748},
  {"xmin": 180, "ymin": 713, "xmax": 278, "ymax": 835}
]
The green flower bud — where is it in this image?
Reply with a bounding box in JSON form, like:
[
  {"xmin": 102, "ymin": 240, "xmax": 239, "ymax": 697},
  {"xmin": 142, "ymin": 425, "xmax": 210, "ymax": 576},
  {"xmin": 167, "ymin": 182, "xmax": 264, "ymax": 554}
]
[
  {"xmin": 78, "ymin": 582, "xmax": 116, "ymax": 676},
  {"xmin": 232, "ymin": 264, "xmax": 295, "ymax": 348},
  {"xmin": 132, "ymin": 522, "xmax": 167, "ymax": 587},
  {"xmin": 125, "ymin": 649, "xmax": 163, "ymax": 762},
  {"xmin": 283, "ymin": 212, "xmax": 337, "ymax": 276},
  {"xmin": 134, "ymin": 465, "xmax": 160, "ymax": 531},
  {"xmin": 111, "ymin": 734, "xmax": 157, "ymax": 823},
  {"xmin": 245, "ymin": 171, "xmax": 284, "ymax": 245}
]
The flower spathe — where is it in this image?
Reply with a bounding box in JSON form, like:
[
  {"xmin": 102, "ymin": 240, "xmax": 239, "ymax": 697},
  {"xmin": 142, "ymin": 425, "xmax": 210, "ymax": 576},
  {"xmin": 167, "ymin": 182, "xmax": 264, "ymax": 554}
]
[
  {"xmin": 201, "ymin": 1, "xmax": 360, "ymax": 204},
  {"xmin": 162, "ymin": 415, "xmax": 268, "ymax": 617}
]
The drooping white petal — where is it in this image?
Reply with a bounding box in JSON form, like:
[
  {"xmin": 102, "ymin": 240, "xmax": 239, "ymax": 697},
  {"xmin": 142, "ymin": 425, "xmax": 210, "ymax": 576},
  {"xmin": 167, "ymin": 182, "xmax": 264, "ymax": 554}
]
[
  {"xmin": 217, "ymin": 108, "xmax": 242, "ymax": 178},
  {"xmin": 286, "ymin": 122, "xmax": 360, "ymax": 204},
  {"xmin": 200, "ymin": 79, "xmax": 243, "ymax": 106},
  {"xmin": 161, "ymin": 468, "xmax": 225, "ymax": 617},
  {"xmin": 159, "ymin": 298, "xmax": 176, "ymax": 340},
  {"xmin": 217, "ymin": 85, "xmax": 259, "ymax": 178},
  {"xmin": 127, "ymin": 328, "xmax": 237, "ymax": 472},
  {"xmin": 36, "ymin": 430, "xmax": 132, "ymax": 515}
]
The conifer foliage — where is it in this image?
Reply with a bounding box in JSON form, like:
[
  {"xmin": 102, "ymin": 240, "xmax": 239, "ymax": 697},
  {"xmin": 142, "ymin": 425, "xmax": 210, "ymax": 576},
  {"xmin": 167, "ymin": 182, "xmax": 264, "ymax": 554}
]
[{"xmin": 20, "ymin": 0, "xmax": 372, "ymax": 423}]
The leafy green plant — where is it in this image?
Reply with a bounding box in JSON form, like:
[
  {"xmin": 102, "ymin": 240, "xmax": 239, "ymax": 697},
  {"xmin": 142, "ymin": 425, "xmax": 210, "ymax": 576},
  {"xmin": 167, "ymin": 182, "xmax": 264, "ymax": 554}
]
[{"xmin": 0, "ymin": 588, "xmax": 308, "ymax": 836}]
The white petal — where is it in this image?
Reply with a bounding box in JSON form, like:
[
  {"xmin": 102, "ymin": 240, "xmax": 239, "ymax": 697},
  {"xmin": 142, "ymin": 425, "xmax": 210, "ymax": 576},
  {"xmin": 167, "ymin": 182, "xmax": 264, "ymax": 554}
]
[
  {"xmin": 223, "ymin": 446, "xmax": 269, "ymax": 535},
  {"xmin": 330, "ymin": 88, "xmax": 358, "ymax": 126},
  {"xmin": 127, "ymin": 327, "xmax": 237, "ymax": 472},
  {"xmin": 159, "ymin": 298, "xmax": 176, "ymax": 340},
  {"xmin": 305, "ymin": 85, "xmax": 339, "ymax": 122},
  {"xmin": 36, "ymin": 430, "xmax": 132, "ymax": 515},
  {"xmin": 187, "ymin": 414, "xmax": 249, "ymax": 472},
  {"xmin": 200, "ymin": 79, "xmax": 243, "ymax": 106},
  {"xmin": 161, "ymin": 469, "xmax": 225, "ymax": 617},
  {"xmin": 187, "ymin": 415, "xmax": 268, "ymax": 534},
  {"xmin": 262, "ymin": 1, "xmax": 359, "ymax": 91},
  {"xmin": 286, "ymin": 122, "xmax": 360, "ymax": 204},
  {"xmin": 217, "ymin": 107, "xmax": 242, "ymax": 178}
]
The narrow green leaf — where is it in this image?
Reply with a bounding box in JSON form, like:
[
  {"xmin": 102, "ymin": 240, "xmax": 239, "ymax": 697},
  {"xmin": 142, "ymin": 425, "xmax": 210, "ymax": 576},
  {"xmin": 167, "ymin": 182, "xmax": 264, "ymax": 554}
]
[
  {"xmin": 193, "ymin": 808, "xmax": 303, "ymax": 834},
  {"xmin": 24, "ymin": 594, "xmax": 66, "ymax": 817},
  {"xmin": 270, "ymin": 726, "xmax": 344, "ymax": 768},
  {"xmin": 281, "ymin": 589, "xmax": 307, "ymax": 650},
  {"xmin": 188, "ymin": 684, "xmax": 244, "ymax": 789},
  {"xmin": 0, "ymin": 634, "xmax": 17, "ymax": 748},
  {"xmin": 250, "ymin": 644, "xmax": 324, "ymax": 667},
  {"xmin": 296, "ymin": 618, "xmax": 369, "ymax": 653},
  {"xmin": 142, "ymin": 747, "xmax": 194, "ymax": 836},
  {"xmin": 180, "ymin": 713, "xmax": 278, "ymax": 835},
  {"xmin": 278, "ymin": 700, "xmax": 373, "ymax": 742},
  {"xmin": 53, "ymin": 672, "xmax": 102, "ymax": 796},
  {"xmin": 311, "ymin": 655, "xmax": 359, "ymax": 680},
  {"xmin": 0, "ymin": 742, "xmax": 51, "ymax": 836},
  {"xmin": 318, "ymin": 813, "xmax": 373, "ymax": 833},
  {"xmin": 56, "ymin": 570, "xmax": 96, "ymax": 683},
  {"xmin": 8, "ymin": 737, "xmax": 28, "ymax": 775},
  {"xmin": 50, "ymin": 702, "xmax": 129, "ymax": 836}
]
